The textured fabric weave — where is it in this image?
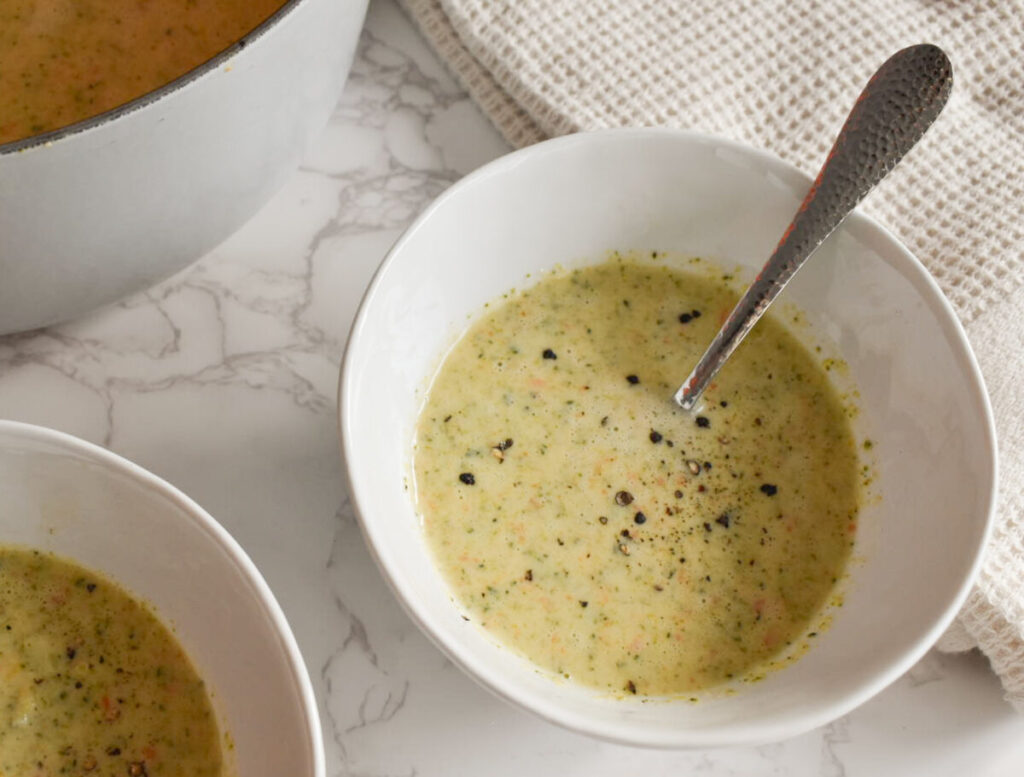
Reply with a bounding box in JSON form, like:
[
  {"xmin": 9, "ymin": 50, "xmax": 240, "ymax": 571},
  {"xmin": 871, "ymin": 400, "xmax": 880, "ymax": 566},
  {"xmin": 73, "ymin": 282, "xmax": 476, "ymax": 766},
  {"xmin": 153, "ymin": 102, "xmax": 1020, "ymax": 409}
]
[{"xmin": 400, "ymin": 0, "xmax": 1024, "ymax": 709}]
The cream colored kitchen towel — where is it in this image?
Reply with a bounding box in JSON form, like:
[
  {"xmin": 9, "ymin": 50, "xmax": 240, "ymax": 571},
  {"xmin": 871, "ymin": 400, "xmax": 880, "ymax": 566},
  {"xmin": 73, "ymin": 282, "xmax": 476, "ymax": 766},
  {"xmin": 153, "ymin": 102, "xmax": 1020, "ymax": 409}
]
[{"xmin": 400, "ymin": 0, "xmax": 1024, "ymax": 709}]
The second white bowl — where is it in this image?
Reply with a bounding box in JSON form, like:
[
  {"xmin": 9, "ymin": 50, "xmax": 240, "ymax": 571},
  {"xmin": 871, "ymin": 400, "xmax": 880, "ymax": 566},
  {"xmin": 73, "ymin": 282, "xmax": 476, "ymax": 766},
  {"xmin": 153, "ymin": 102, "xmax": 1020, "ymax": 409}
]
[{"xmin": 0, "ymin": 420, "xmax": 324, "ymax": 774}]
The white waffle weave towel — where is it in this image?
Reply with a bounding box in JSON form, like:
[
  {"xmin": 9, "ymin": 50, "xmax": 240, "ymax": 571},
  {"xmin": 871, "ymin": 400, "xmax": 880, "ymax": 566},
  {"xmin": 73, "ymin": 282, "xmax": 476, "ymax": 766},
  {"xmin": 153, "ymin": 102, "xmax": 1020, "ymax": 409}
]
[{"xmin": 400, "ymin": 0, "xmax": 1024, "ymax": 710}]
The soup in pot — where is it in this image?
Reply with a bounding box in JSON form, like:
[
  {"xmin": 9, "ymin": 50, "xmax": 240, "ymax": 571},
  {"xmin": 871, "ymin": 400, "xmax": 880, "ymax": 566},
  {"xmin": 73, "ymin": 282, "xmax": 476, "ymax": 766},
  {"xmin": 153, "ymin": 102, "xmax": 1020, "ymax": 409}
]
[{"xmin": 0, "ymin": 0, "xmax": 285, "ymax": 145}]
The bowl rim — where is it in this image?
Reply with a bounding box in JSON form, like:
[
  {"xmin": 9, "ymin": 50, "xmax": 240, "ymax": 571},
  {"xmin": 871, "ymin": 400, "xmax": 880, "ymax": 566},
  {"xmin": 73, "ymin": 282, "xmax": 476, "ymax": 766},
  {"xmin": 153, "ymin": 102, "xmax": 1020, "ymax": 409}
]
[
  {"xmin": 0, "ymin": 418, "xmax": 326, "ymax": 774},
  {"xmin": 0, "ymin": 0, "xmax": 306, "ymax": 156},
  {"xmin": 338, "ymin": 126, "xmax": 999, "ymax": 747}
]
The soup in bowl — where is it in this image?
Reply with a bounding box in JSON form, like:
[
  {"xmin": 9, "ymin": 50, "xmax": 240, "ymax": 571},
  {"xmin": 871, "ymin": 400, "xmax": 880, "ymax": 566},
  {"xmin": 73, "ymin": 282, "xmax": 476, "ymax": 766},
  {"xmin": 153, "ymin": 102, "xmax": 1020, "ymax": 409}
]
[{"xmin": 339, "ymin": 128, "xmax": 997, "ymax": 747}]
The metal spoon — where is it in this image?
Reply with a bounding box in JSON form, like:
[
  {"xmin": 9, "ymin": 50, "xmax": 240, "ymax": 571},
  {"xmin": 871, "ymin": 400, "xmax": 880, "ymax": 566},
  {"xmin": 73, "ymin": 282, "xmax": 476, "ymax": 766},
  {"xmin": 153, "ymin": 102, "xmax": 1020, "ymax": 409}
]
[{"xmin": 674, "ymin": 43, "xmax": 953, "ymax": 410}]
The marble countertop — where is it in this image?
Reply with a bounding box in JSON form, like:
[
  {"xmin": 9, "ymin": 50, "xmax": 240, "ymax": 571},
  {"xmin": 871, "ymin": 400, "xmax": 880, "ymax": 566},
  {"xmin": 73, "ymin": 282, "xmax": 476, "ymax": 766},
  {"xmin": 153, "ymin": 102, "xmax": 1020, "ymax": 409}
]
[{"xmin": 2, "ymin": 1, "xmax": 1023, "ymax": 774}]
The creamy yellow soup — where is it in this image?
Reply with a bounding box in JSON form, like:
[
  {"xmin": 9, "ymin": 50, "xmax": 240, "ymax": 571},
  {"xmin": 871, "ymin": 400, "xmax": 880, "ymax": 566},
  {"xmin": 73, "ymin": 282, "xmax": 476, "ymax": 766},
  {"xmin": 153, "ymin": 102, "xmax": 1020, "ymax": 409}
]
[
  {"xmin": 0, "ymin": 547, "xmax": 225, "ymax": 776},
  {"xmin": 414, "ymin": 257, "xmax": 861, "ymax": 696},
  {"xmin": 0, "ymin": 0, "xmax": 284, "ymax": 145}
]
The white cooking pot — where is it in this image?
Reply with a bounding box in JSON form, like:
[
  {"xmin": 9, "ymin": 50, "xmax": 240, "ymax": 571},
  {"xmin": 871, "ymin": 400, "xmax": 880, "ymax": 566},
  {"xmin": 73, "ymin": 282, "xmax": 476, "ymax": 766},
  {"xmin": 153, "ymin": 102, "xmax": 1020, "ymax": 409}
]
[{"xmin": 0, "ymin": 0, "xmax": 368, "ymax": 334}]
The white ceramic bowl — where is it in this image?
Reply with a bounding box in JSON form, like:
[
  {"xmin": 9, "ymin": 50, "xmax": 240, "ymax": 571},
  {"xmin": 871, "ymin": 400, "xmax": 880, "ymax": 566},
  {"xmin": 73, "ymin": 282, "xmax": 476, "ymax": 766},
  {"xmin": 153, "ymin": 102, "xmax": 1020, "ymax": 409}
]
[
  {"xmin": 0, "ymin": 0, "xmax": 367, "ymax": 335},
  {"xmin": 339, "ymin": 128, "xmax": 997, "ymax": 747},
  {"xmin": 0, "ymin": 420, "xmax": 323, "ymax": 775}
]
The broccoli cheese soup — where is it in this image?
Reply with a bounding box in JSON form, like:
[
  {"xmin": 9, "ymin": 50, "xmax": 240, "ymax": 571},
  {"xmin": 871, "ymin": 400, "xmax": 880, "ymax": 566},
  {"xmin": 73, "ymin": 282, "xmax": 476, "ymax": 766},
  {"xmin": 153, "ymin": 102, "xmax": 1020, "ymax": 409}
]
[
  {"xmin": 413, "ymin": 257, "xmax": 861, "ymax": 696},
  {"xmin": 0, "ymin": 0, "xmax": 284, "ymax": 144},
  {"xmin": 0, "ymin": 546, "xmax": 226, "ymax": 775}
]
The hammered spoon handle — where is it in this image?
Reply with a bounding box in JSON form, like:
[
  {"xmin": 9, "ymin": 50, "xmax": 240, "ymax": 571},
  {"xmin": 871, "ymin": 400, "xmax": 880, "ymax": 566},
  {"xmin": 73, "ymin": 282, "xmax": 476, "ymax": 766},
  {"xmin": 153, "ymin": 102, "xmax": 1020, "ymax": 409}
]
[{"xmin": 674, "ymin": 43, "xmax": 952, "ymax": 410}]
